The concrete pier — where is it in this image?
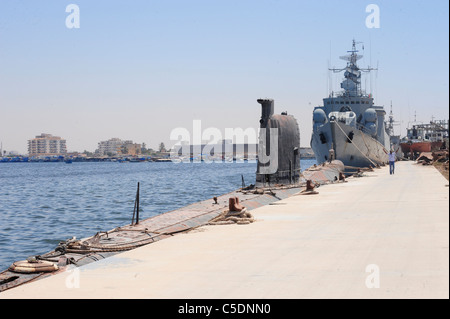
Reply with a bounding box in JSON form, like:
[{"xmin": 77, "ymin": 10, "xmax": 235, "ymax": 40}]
[{"xmin": 1, "ymin": 161, "xmax": 448, "ymax": 299}]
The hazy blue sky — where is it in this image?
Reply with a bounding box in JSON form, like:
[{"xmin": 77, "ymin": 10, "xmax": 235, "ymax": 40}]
[{"xmin": 0, "ymin": 0, "xmax": 448, "ymax": 153}]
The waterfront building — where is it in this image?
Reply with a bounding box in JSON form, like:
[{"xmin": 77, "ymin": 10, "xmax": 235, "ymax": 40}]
[
  {"xmin": 96, "ymin": 138, "xmax": 141, "ymax": 156},
  {"xmin": 27, "ymin": 133, "xmax": 67, "ymax": 156},
  {"xmin": 122, "ymin": 142, "xmax": 142, "ymax": 156}
]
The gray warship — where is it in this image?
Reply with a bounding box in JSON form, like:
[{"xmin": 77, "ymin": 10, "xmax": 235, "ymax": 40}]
[{"xmin": 310, "ymin": 40, "xmax": 391, "ymax": 169}]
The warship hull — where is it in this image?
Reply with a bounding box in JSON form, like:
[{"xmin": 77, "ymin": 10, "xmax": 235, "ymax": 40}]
[
  {"xmin": 311, "ymin": 120, "xmax": 389, "ymax": 169},
  {"xmin": 330, "ymin": 121, "xmax": 388, "ymax": 167}
]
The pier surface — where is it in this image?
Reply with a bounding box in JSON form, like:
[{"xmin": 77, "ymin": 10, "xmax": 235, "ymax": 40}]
[{"xmin": 1, "ymin": 161, "xmax": 448, "ymax": 299}]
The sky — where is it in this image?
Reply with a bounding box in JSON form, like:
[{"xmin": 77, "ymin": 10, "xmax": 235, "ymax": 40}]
[{"xmin": 0, "ymin": 0, "xmax": 448, "ymax": 154}]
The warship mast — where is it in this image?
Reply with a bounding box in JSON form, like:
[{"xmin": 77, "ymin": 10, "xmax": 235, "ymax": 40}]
[{"xmin": 329, "ymin": 39, "xmax": 377, "ymax": 97}]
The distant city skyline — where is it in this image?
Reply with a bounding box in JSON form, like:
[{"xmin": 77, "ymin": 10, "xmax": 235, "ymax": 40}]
[{"xmin": 0, "ymin": 0, "xmax": 448, "ymax": 154}]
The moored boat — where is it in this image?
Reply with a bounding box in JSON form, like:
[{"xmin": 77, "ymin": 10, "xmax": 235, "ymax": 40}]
[{"xmin": 400, "ymin": 120, "xmax": 448, "ymax": 158}]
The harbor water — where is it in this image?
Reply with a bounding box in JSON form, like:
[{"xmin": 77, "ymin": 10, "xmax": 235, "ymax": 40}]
[{"xmin": 0, "ymin": 159, "xmax": 316, "ymax": 271}]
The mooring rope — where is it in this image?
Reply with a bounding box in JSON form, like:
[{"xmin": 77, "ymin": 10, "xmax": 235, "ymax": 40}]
[{"xmin": 333, "ymin": 121, "xmax": 378, "ymax": 167}]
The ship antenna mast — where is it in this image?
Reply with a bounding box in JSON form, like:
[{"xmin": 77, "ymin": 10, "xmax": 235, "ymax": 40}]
[{"xmin": 329, "ymin": 39, "xmax": 377, "ymax": 97}]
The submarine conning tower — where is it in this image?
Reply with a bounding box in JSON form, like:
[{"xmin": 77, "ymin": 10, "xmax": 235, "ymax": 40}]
[{"xmin": 256, "ymin": 98, "xmax": 301, "ymax": 187}]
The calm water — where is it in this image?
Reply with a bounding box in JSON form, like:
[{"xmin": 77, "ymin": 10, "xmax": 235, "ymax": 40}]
[{"xmin": 0, "ymin": 159, "xmax": 316, "ymax": 271}]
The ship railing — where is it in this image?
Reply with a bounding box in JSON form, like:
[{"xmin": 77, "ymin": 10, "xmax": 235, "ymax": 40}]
[{"xmin": 331, "ymin": 91, "xmax": 372, "ymax": 98}]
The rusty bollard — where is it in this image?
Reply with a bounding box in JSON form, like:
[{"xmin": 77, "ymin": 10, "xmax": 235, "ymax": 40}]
[
  {"xmin": 306, "ymin": 180, "xmax": 315, "ymax": 191},
  {"xmin": 229, "ymin": 197, "xmax": 245, "ymax": 212}
]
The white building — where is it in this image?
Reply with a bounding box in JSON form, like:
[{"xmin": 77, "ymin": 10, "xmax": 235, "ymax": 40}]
[
  {"xmin": 28, "ymin": 133, "xmax": 67, "ymax": 156},
  {"xmin": 96, "ymin": 138, "xmax": 137, "ymax": 156}
]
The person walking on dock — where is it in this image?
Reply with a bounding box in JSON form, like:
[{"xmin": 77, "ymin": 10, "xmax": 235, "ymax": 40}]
[{"xmin": 389, "ymin": 150, "xmax": 396, "ymax": 175}]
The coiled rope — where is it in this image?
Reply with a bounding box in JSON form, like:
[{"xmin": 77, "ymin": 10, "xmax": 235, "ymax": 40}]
[{"xmin": 208, "ymin": 209, "xmax": 255, "ymax": 225}]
